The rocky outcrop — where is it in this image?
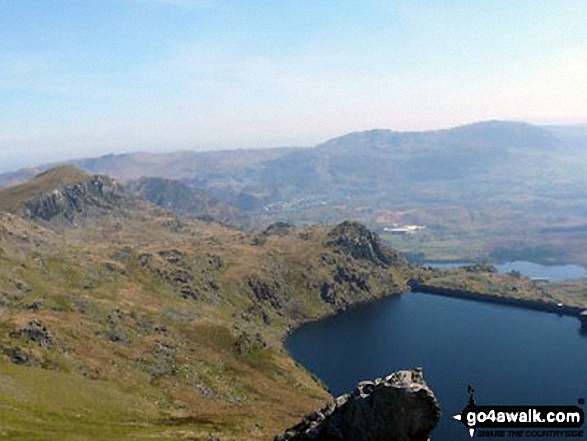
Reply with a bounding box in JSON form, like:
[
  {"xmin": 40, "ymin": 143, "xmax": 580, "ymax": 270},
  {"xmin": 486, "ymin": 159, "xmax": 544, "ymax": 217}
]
[
  {"xmin": 10, "ymin": 320, "xmax": 53, "ymax": 348},
  {"xmin": 327, "ymin": 221, "xmax": 406, "ymax": 267},
  {"xmin": 248, "ymin": 276, "xmax": 284, "ymax": 310},
  {"xmin": 23, "ymin": 176, "xmax": 126, "ymax": 223},
  {"xmin": 253, "ymin": 222, "xmax": 296, "ymax": 245},
  {"xmin": 233, "ymin": 331, "xmax": 268, "ymax": 355},
  {"xmin": 275, "ymin": 369, "xmax": 440, "ymax": 441},
  {"xmin": 318, "ymin": 266, "xmax": 374, "ymax": 307},
  {"xmin": 262, "ymin": 222, "xmax": 295, "ymax": 237}
]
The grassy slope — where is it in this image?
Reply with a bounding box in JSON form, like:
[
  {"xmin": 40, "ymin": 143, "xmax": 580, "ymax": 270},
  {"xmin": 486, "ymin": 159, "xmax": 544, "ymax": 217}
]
[{"xmin": 0, "ymin": 193, "xmax": 410, "ymax": 440}]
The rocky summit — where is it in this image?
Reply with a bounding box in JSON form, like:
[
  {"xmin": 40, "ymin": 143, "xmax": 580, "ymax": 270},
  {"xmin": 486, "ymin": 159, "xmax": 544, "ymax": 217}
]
[
  {"xmin": 23, "ymin": 175, "xmax": 126, "ymax": 223},
  {"xmin": 327, "ymin": 221, "xmax": 405, "ymax": 267},
  {"xmin": 275, "ymin": 369, "xmax": 440, "ymax": 441}
]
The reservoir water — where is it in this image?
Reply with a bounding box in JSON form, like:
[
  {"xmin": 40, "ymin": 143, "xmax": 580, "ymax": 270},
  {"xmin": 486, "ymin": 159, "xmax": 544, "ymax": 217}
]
[
  {"xmin": 427, "ymin": 260, "xmax": 586, "ymax": 282},
  {"xmin": 286, "ymin": 292, "xmax": 587, "ymax": 440}
]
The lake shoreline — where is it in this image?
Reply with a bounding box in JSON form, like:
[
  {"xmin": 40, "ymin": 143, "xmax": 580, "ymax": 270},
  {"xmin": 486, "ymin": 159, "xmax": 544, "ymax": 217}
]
[
  {"xmin": 286, "ymin": 271, "xmax": 587, "ymax": 345},
  {"xmin": 286, "ymin": 284, "xmax": 587, "ymax": 441}
]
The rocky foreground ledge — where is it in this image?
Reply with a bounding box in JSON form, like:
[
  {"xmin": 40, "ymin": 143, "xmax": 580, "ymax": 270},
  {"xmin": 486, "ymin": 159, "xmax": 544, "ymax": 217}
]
[{"xmin": 275, "ymin": 369, "xmax": 440, "ymax": 441}]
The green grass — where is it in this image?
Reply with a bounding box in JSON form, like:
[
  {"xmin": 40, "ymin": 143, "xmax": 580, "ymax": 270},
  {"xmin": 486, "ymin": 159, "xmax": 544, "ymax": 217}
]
[
  {"xmin": 0, "ymin": 362, "xmax": 162, "ymax": 441},
  {"xmin": 0, "ymin": 192, "xmax": 422, "ymax": 439},
  {"xmin": 0, "ymin": 361, "xmax": 249, "ymax": 440}
]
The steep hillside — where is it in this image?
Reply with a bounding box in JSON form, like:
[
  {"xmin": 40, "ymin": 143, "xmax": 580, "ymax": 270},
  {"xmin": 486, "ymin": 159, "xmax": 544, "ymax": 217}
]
[
  {"xmin": 0, "ymin": 166, "xmax": 149, "ymax": 232},
  {"xmin": 544, "ymin": 124, "xmax": 587, "ymax": 148},
  {"xmin": 126, "ymin": 177, "xmax": 249, "ymax": 227},
  {"xmin": 0, "ymin": 169, "xmax": 413, "ymax": 440},
  {"xmin": 0, "ymin": 166, "xmax": 92, "ymax": 214}
]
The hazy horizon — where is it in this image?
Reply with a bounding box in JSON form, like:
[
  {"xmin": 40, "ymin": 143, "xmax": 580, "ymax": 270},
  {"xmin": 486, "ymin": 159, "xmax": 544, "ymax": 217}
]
[
  {"xmin": 2, "ymin": 118, "xmax": 587, "ymax": 173},
  {"xmin": 2, "ymin": 1, "xmax": 587, "ymax": 170}
]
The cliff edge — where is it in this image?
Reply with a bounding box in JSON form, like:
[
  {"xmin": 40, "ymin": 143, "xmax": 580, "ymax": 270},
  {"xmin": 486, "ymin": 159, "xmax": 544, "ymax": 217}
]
[{"xmin": 275, "ymin": 368, "xmax": 440, "ymax": 441}]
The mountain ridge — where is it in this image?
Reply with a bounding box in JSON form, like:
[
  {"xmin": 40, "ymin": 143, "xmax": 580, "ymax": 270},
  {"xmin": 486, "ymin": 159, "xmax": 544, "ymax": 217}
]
[
  {"xmin": 316, "ymin": 120, "xmax": 556, "ymax": 151},
  {"xmin": 2, "ymin": 120, "xmax": 586, "ymax": 266},
  {"xmin": 0, "ymin": 120, "xmax": 563, "ymax": 188},
  {"xmin": 0, "ymin": 166, "xmax": 142, "ymax": 228},
  {"xmin": 0, "ymin": 166, "xmax": 93, "ymax": 214}
]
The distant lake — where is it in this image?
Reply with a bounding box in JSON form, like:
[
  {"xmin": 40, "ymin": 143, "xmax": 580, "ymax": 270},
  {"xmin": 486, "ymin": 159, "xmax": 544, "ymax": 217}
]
[
  {"xmin": 426, "ymin": 260, "xmax": 587, "ymax": 282},
  {"xmin": 287, "ymin": 293, "xmax": 587, "ymax": 441}
]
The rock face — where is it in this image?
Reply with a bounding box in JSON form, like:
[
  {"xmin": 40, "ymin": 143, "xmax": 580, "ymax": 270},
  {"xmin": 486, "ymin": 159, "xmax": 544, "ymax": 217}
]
[
  {"xmin": 22, "ymin": 176, "xmax": 126, "ymax": 223},
  {"xmin": 275, "ymin": 369, "xmax": 440, "ymax": 441},
  {"xmin": 327, "ymin": 221, "xmax": 406, "ymax": 267}
]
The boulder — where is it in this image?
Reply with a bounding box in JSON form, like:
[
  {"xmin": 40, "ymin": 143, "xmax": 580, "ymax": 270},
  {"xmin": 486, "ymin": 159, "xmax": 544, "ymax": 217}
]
[{"xmin": 275, "ymin": 369, "xmax": 440, "ymax": 441}]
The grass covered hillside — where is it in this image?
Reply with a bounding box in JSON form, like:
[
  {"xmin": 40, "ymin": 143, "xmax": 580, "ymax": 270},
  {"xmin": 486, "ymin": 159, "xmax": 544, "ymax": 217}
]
[{"xmin": 0, "ymin": 168, "xmax": 412, "ymax": 440}]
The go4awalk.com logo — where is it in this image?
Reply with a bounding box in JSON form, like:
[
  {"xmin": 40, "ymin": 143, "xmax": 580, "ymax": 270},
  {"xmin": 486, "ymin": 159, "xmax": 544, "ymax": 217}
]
[{"xmin": 453, "ymin": 386, "xmax": 585, "ymax": 438}]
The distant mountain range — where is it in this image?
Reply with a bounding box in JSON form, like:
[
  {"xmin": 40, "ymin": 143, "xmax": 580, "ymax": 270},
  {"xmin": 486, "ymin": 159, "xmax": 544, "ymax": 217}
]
[
  {"xmin": 3, "ymin": 121, "xmax": 585, "ymax": 205},
  {"xmin": 3, "ymin": 121, "xmax": 582, "ymax": 199},
  {"xmin": 0, "ymin": 122, "xmax": 558, "ymax": 176},
  {"xmin": 2, "ymin": 120, "xmax": 587, "ymax": 263}
]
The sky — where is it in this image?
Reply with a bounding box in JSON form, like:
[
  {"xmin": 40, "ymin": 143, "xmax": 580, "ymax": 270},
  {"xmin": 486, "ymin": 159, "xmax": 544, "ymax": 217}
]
[{"xmin": 1, "ymin": 0, "xmax": 587, "ymax": 170}]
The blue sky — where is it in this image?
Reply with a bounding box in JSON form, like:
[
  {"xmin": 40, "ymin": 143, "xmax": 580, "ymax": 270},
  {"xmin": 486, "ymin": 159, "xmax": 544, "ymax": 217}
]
[{"xmin": 1, "ymin": 0, "xmax": 586, "ymax": 170}]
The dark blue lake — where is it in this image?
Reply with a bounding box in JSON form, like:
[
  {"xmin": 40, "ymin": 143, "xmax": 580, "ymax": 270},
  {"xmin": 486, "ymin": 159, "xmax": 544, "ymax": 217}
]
[{"xmin": 286, "ymin": 292, "xmax": 587, "ymax": 440}]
